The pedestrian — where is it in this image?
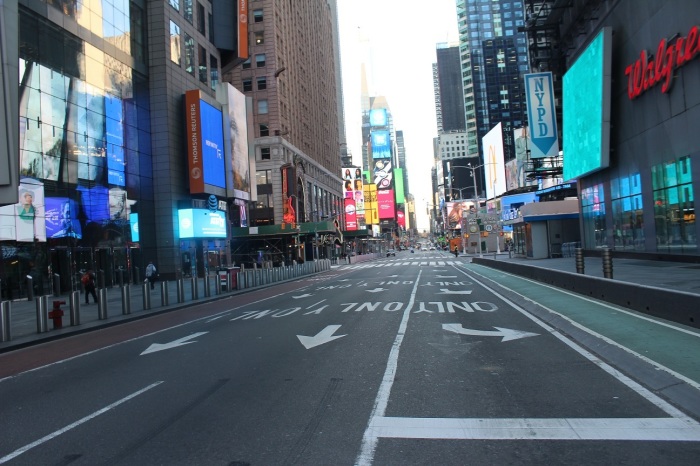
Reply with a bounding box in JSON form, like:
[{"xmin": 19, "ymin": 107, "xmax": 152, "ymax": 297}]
[
  {"xmin": 454, "ymin": 246, "xmax": 459, "ymax": 258},
  {"xmin": 81, "ymin": 269, "xmax": 98, "ymax": 304},
  {"xmin": 145, "ymin": 261, "xmax": 157, "ymax": 290}
]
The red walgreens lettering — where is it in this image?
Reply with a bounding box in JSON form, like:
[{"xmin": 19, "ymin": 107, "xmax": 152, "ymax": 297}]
[{"xmin": 625, "ymin": 25, "xmax": 700, "ymax": 99}]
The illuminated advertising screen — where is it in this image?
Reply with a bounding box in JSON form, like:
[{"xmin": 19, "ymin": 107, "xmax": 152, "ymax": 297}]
[
  {"xmin": 105, "ymin": 94, "xmax": 125, "ymax": 186},
  {"xmin": 377, "ymin": 189, "xmax": 395, "ymax": 220},
  {"xmin": 363, "ymin": 183, "xmax": 378, "ymax": 225},
  {"xmin": 393, "ymin": 168, "xmax": 405, "ymax": 204},
  {"xmin": 0, "ymin": 180, "xmax": 47, "ymax": 242},
  {"xmin": 563, "ymin": 28, "xmax": 612, "ymax": 180},
  {"xmin": 369, "ymin": 108, "xmax": 388, "ymax": 127},
  {"xmin": 185, "ymin": 90, "xmax": 226, "ymax": 193},
  {"xmin": 77, "ymin": 185, "xmax": 110, "ymax": 224},
  {"xmin": 178, "ymin": 208, "xmax": 227, "ymax": 238},
  {"xmin": 397, "ymin": 209, "xmax": 406, "ymax": 229},
  {"xmin": 482, "ymin": 123, "xmax": 507, "ymax": 199},
  {"xmin": 45, "ymin": 197, "xmax": 82, "ymax": 239},
  {"xmin": 373, "ymin": 159, "xmax": 392, "ymax": 189},
  {"xmin": 344, "ymin": 198, "xmax": 357, "ymax": 231},
  {"xmin": 371, "ymin": 130, "xmax": 391, "ymax": 159},
  {"xmin": 129, "ymin": 213, "xmax": 140, "ymax": 242}
]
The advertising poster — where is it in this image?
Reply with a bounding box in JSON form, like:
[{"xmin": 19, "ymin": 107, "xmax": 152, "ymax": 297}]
[
  {"xmin": 0, "ymin": 180, "xmax": 47, "ymax": 242},
  {"xmin": 344, "ymin": 198, "xmax": 357, "ymax": 231},
  {"xmin": 373, "ymin": 159, "xmax": 392, "ymax": 189},
  {"xmin": 371, "ymin": 130, "xmax": 391, "ymax": 159},
  {"xmin": 45, "ymin": 197, "xmax": 82, "ymax": 239},
  {"xmin": 377, "ymin": 189, "xmax": 395, "ymax": 220},
  {"xmin": 397, "ymin": 209, "xmax": 406, "ymax": 230},
  {"xmin": 363, "ymin": 183, "xmax": 378, "ymax": 225},
  {"xmin": 482, "ymin": 123, "xmax": 507, "ymax": 199}
]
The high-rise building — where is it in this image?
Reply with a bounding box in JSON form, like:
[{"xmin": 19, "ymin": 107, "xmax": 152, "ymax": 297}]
[
  {"xmin": 223, "ymin": 0, "xmax": 344, "ymax": 229},
  {"xmin": 456, "ymin": 0, "xmax": 530, "ymax": 165}
]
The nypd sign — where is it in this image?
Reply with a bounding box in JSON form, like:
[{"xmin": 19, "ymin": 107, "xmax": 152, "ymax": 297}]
[{"xmin": 525, "ymin": 72, "xmax": 559, "ymax": 159}]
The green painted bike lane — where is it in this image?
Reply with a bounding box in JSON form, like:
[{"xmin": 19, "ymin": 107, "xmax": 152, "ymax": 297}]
[{"xmin": 462, "ymin": 262, "xmax": 700, "ymax": 388}]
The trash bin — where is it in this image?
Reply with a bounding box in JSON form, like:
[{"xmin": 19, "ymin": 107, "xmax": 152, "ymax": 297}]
[
  {"xmin": 228, "ymin": 267, "xmax": 240, "ymax": 290},
  {"xmin": 218, "ymin": 269, "xmax": 229, "ymax": 291}
]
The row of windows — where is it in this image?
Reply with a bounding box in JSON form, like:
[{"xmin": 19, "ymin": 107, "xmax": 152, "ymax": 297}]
[{"xmin": 169, "ymin": 20, "xmax": 218, "ymax": 89}]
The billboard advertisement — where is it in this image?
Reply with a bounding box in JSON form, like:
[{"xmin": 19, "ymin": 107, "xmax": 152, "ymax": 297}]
[
  {"xmin": 393, "ymin": 168, "xmax": 405, "ymax": 204},
  {"xmin": 237, "ymin": 0, "xmax": 249, "ymax": 60},
  {"xmin": 281, "ymin": 164, "xmax": 296, "ymax": 226},
  {"xmin": 129, "ymin": 213, "xmax": 140, "ymax": 242},
  {"xmin": 223, "ymin": 83, "xmax": 251, "ymax": 198},
  {"xmin": 45, "ymin": 197, "xmax": 82, "ymax": 239},
  {"xmin": 396, "ymin": 209, "xmax": 406, "ymax": 230},
  {"xmin": 178, "ymin": 208, "xmax": 227, "ymax": 238},
  {"xmin": 373, "ymin": 159, "xmax": 392, "ymax": 189},
  {"xmin": 377, "ymin": 189, "xmax": 395, "ymax": 220},
  {"xmin": 0, "ymin": 180, "xmax": 46, "ymax": 242},
  {"xmin": 344, "ymin": 198, "xmax": 357, "ymax": 231},
  {"xmin": 363, "ymin": 183, "xmax": 378, "ymax": 225},
  {"xmin": 482, "ymin": 123, "xmax": 507, "ymax": 200},
  {"xmin": 105, "ymin": 94, "xmax": 125, "ymax": 186},
  {"xmin": 525, "ymin": 72, "xmax": 559, "ymax": 159},
  {"xmin": 371, "ymin": 130, "xmax": 391, "ymax": 159},
  {"xmin": 369, "ymin": 108, "xmax": 388, "ymax": 127},
  {"xmin": 185, "ymin": 90, "xmax": 226, "ymax": 193},
  {"xmin": 563, "ymin": 28, "xmax": 612, "ymax": 181}
]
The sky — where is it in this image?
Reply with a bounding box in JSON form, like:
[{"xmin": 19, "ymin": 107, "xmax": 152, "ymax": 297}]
[{"xmin": 337, "ymin": 0, "xmax": 460, "ymax": 233}]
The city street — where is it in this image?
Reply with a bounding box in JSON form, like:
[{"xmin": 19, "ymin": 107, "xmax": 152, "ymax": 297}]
[{"xmin": 1, "ymin": 251, "xmax": 699, "ymax": 465}]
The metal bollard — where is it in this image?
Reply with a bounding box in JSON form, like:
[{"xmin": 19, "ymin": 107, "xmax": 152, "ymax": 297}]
[
  {"xmin": 575, "ymin": 248, "xmax": 585, "ymax": 274},
  {"xmin": 98, "ymin": 288, "xmax": 108, "ymax": 319},
  {"xmin": 142, "ymin": 281, "xmax": 151, "ymax": 310},
  {"xmin": 203, "ymin": 275, "xmax": 211, "ymax": 297},
  {"xmin": 177, "ymin": 278, "xmax": 185, "ymax": 303},
  {"xmin": 53, "ymin": 273, "xmax": 61, "ymax": 297},
  {"xmin": 215, "ymin": 275, "xmax": 222, "ymax": 295},
  {"xmin": 36, "ymin": 295, "xmax": 48, "ymax": 333},
  {"xmin": 121, "ymin": 285, "xmax": 131, "ymax": 315},
  {"xmin": 190, "ymin": 277, "xmax": 197, "ymax": 300},
  {"xmin": 117, "ymin": 269, "xmax": 124, "ymax": 287},
  {"xmin": 602, "ymin": 249, "xmax": 613, "ymax": 279},
  {"xmin": 69, "ymin": 290, "xmax": 81, "ymax": 325},
  {"xmin": 160, "ymin": 281, "xmax": 169, "ymax": 307},
  {"xmin": 134, "ymin": 266, "xmax": 141, "ymax": 284},
  {"xmin": 26, "ymin": 275, "xmax": 34, "ymax": 301},
  {"xmin": 1, "ymin": 301, "xmax": 11, "ymax": 342},
  {"xmin": 98, "ymin": 270, "xmax": 105, "ymax": 289}
]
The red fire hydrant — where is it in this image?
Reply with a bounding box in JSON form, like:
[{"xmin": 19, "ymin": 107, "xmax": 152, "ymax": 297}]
[{"xmin": 49, "ymin": 300, "xmax": 66, "ymax": 329}]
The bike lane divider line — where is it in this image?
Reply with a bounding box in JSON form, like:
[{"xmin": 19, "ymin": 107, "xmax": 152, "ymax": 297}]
[
  {"xmin": 355, "ymin": 270, "xmax": 422, "ymax": 466},
  {"xmin": 0, "ymin": 381, "xmax": 164, "ymax": 464}
]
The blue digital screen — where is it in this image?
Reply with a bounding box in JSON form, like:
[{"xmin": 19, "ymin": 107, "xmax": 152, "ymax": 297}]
[
  {"xmin": 200, "ymin": 100, "xmax": 226, "ymax": 189},
  {"xmin": 77, "ymin": 185, "xmax": 110, "ymax": 224},
  {"xmin": 45, "ymin": 197, "xmax": 82, "ymax": 239},
  {"xmin": 130, "ymin": 213, "xmax": 140, "ymax": 242},
  {"xmin": 105, "ymin": 95, "xmax": 126, "ymax": 186},
  {"xmin": 371, "ymin": 130, "xmax": 391, "ymax": 159},
  {"xmin": 369, "ymin": 108, "xmax": 388, "ymax": 127},
  {"xmin": 178, "ymin": 208, "xmax": 227, "ymax": 238}
]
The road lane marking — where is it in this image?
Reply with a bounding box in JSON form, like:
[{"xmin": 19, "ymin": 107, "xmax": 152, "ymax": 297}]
[
  {"xmin": 367, "ymin": 416, "xmax": 700, "ymax": 441},
  {"xmin": 0, "ymin": 382, "xmax": 164, "ymax": 464},
  {"xmin": 356, "ymin": 271, "xmax": 422, "ymax": 465}
]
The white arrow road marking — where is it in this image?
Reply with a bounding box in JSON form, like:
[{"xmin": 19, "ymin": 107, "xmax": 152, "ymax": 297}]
[
  {"xmin": 140, "ymin": 332, "xmax": 208, "ymax": 355},
  {"xmin": 437, "ymin": 288, "xmax": 472, "ymax": 295},
  {"xmin": 297, "ymin": 325, "xmax": 346, "ymax": 349},
  {"xmin": 293, "ymin": 293, "xmax": 313, "ymax": 299},
  {"xmin": 366, "ymin": 288, "xmax": 387, "ymax": 293},
  {"xmin": 442, "ymin": 323, "xmax": 538, "ymax": 342}
]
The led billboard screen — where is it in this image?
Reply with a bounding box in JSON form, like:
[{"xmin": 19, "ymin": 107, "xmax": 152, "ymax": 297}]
[
  {"xmin": 178, "ymin": 208, "xmax": 227, "ymax": 238},
  {"xmin": 563, "ymin": 28, "xmax": 612, "ymax": 180},
  {"xmin": 371, "ymin": 130, "xmax": 391, "ymax": 159},
  {"xmin": 45, "ymin": 197, "xmax": 82, "ymax": 239},
  {"xmin": 482, "ymin": 123, "xmax": 507, "ymax": 199},
  {"xmin": 377, "ymin": 189, "xmax": 395, "ymax": 220},
  {"xmin": 185, "ymin": 90, "xmax": 226, "ymax": 193},
  {"xmin": 369, "ymin": 108, "xmax": 388, "ymax": 127}
]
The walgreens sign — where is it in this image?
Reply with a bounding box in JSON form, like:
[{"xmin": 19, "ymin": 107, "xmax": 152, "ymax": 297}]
[{"xmin": 625, "ymin": 25, "xmax": 700, "ymax": 99}]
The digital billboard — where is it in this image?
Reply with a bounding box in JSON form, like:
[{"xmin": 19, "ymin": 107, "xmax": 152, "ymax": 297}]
[
  {"xmin": 524, "ymin": 73, "xmax": 559, "ymax": 159},
  {"xmin": 393, "ymin": 168, "xmax": 405, "ymax": 204},
  {"xmin": 344, "ymin": 198, "xmax": 357, "ymax": 231},
  {"xmin": 369, "ymin": 108, "xmax": 388, "ymax": 127},
  {"xmin": 377, "ymin": 189, "xmax": 395, "ymax": 220},
  {"xmin": 105, "ymin": 94, "xmax": 125, "ymax": 186},
  {"xmin": 185, "ymin": 90, "xmax": 226, "ymax": 193},
  {"xmin": 0, "ymin": 180, "xmax": 46, "ymax": 242},
  {"xmin": 563, "ymin": 27, "xmax": 612, "ymax": 181},
  {"xmin": 178, "ymin": 208, "xmax": 227, "ymax": 238},
  {"xmin": 482, "ymin": 123, "xmax": 507, "ymax": 199},
  {"xmin": 45, "ymin": 197, "xmax": 82, "ymax": 239},
  {"xmin": 130, "ymin": 213, "xmax": 140, "ymax": 242},
  {"xmin": 363, "ymin": 183, "xmax": 378, "ymax": 225},
  {"xmin": 222, "ymin": 83, "xmax": 250, "ymax": 198},
  {"xmin": 373, "ymin": 159, "xmax": 392, "ymax": 189},
  {"xmin": 371, "ymin": 130, "xmax": 391, "ymax": 159}
]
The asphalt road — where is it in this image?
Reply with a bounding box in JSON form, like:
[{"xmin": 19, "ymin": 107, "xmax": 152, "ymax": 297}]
[{"xmin": 1, "ymin": 251, "xmax": 699, "ymax": 465}]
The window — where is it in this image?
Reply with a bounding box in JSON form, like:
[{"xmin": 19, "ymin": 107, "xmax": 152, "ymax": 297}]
[
  {"xmin": 184, "ymin": 34, "xmax": 194, "ymax": 74},
  {"xmin": 254, "ymin": 31, "xmax": 264, "ymax": 45},
  {"xmin": 253, "ymin": 9, "xmax": 263, "ymax": 23},
  {"xmin": 256, "ymin": 169, "xmax": 271, "ymax": 185},
  {"xmin": 130, "ymin": 3, "xmax": 146, "ymax": 64},
  {"xmin": 255, "ymin": 54, "xmax": 266, "ymax": 67},
  {"xmin": 257, "ymin": 99, "xmax": 268, "ymax": 114},
  {"xmin": 259, "ymin": 124, "xmax": 269, "ymax": 137},
  {"xmin": 197, "ymin": 2, "xmax": 205, "ymax": 34},
  {"xmin": 581, "ymin": 184, "xmax": 607, "ymax": 248},
  {"xmin": 169, "ymin": 0, "xmax": 179, "ymax": 11},
  {"xmin": 243, "ymin": 79, "xmax": 252, "ymax": 92},
  {"xmin": 198, "ymin": 45, "xmax": 207, "ymax": 83},
  {"xmin": 184, "ymin": 0, "xmax": 193, "ymax": 23},
  {"xmin": 169, "ymin": 21, "xmax": 181, "ymax": 65},
  {"xmin": 652, "ymin": 157, "xmax": 696, "ymax": 254},
  {"xmin": 242, "ymin": 58, "xmax": 251, "ymax": 69},
  {"xmin": 611, "ymin": 173, "xmax": 644, "ymax": 251},
  {"xmin": 260, "ymin": 147, "xmax": 271, "ymax": 160},
  {"xmin": 257, "ymin": 77, "xmax": 266, "ymax": 90},
  {"xmin": 210, "ymin": 54, "xmax": 218, "ymax": 89}
]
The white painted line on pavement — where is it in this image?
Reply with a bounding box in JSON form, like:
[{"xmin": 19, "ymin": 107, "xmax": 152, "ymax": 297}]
[
  {"xmin": 368, "ymin": 416, "xmax": 700, "ymax": 441},
  {"xmin": 0, "ymin": 381, "xmax": 164, "ymax": 464},
  {"xmin": 355, "ymin": 270, "xmax": 422, "ymax": 466}
]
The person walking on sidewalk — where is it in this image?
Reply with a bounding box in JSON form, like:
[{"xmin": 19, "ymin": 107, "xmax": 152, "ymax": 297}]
[
  {"xmin": 145, "ymin": 261, "xmax": 157, "ymax": 290},
  {"xmin": 81, "ymin": 269, "xmax": 98, "ymax": 304}
]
